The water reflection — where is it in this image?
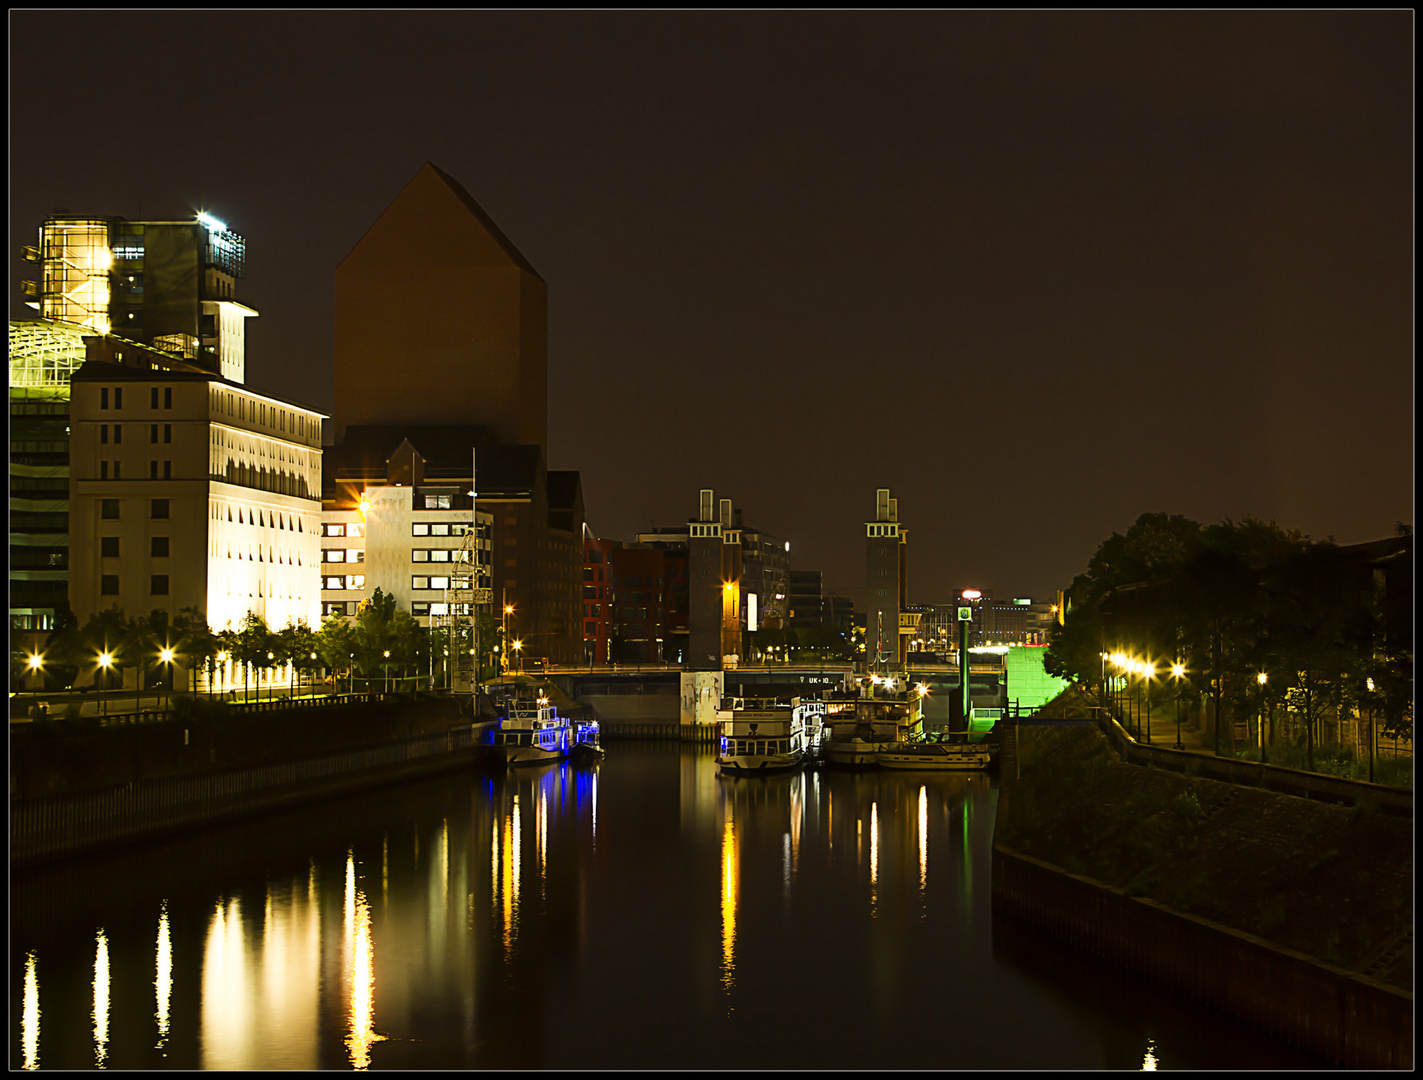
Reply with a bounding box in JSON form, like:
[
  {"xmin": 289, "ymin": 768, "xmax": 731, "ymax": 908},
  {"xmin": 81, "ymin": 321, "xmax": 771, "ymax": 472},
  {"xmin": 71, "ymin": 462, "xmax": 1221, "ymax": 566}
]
[
  {"xmin": 155, "ymin": 901, "xmax": 171, "ymax": 1051},
  {"xmin": 9, "ymin": 747, "xmax": 1330, "ymax": 1070},
  {"xmin": 92, "ymin": 928, "xmax": 109, "ymax": 1068},
  {"xmin": 22, "ymin": 951, "xmax": 39, "ymax": 1070}
]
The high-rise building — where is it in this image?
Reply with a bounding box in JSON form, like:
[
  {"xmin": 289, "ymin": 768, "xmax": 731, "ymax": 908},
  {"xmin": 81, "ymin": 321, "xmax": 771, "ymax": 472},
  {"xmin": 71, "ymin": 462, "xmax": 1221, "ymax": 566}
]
[
  {"xmin": 22, "ymin": 213, "xmax": 257, "ymax": 383},
  {"xmin": 333, "ymin": 163, "xmax": 546, "ymax": 452},
  {"xmin": 788, "ymin": 569, "xmax": 825, "ymax": 628},
  {"xmin": 865, "ymin": 488, "xmax": 908, "ymax": 669},
  {"xmin": 328, "ymin": 165, "xmax": 584, "ymax": 664}
]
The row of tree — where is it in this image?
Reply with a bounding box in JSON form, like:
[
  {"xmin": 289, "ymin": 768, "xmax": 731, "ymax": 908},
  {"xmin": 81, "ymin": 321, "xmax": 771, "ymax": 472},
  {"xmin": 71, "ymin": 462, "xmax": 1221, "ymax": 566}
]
[
  {"xmin": 1043, "ymin": 514, "xmax": 1413, "ymax": 770},
  {"xmin": 29, "ymin": 589, "xmax": 507, "ymax": 698}
]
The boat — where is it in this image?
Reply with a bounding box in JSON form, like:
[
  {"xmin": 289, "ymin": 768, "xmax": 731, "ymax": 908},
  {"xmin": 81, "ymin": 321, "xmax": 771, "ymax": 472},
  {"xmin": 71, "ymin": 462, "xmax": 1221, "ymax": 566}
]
[
  {"xmin": 875, "ymin": 733, "xmax": 993, "ymax": 771},
  {"xmin": 715, "ymin": 695, "xmax": 813, "ymax": 774},
  {"xmin": 572, "ymin": 715, "xmax": 605, "ymax": 761},
  {"xmin": 820, "ymin": 676, "xmax": 924, "ymax": 768},
  {"xmin": 492, "ymin": 689, "xmax": 572, "ymax": 766}
]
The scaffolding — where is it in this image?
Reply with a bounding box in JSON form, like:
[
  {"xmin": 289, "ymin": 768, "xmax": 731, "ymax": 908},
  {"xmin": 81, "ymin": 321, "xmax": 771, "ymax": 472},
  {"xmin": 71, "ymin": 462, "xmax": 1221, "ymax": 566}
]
[{"xmin": 38, "ymin": 219, "xmax": 112, "ymax": 332}]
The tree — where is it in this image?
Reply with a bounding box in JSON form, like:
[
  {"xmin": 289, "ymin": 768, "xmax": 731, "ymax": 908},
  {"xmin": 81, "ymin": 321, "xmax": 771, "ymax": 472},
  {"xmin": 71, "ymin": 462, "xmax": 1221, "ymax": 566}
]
[
  {"xmin": 231, "ymin": 611, "xmax": 274, "ymax": 702},
  {"xmin": 316, "ymin": 613, "xmax": 357, "ymax": 692},
  {"xmin": 278, "ymin": 620, "xmax": 319, "ymax": 695},
  {"xmin": 173, "ymin": 606, "xmax": 220, "ymax": 695}
]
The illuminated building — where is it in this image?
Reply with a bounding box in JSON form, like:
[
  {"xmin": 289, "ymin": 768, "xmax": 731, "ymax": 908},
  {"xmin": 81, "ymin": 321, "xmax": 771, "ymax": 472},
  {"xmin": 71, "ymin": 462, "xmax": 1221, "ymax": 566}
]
[
  {"xmin": 22, "ymin": 213, "xmax": 257, "ymax": 383},
  {"xmin": 322, "ymin": 427, "xmax": 584, "ymax": 665},
  {"xmin": 865, "ymin": 488, "xmax": 908, "ymax": 669},
  {"xmin": 68, "ymin": 347, "xmax": 325, "ymax": 673}
]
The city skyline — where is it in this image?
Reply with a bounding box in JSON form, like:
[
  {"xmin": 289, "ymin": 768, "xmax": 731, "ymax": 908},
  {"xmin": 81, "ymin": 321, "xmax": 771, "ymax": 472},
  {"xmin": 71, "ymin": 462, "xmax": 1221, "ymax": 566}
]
[{"xmin": 9, "ymin": 10, "xmax": 1412, "ymax": 603}]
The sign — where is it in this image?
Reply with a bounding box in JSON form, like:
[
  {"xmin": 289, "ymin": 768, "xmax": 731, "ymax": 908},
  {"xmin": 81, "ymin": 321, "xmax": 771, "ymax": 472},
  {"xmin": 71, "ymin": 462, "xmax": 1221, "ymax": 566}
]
[{"xmin": 957, "ymin": 607, "xmax": 973, "ymax": 622}]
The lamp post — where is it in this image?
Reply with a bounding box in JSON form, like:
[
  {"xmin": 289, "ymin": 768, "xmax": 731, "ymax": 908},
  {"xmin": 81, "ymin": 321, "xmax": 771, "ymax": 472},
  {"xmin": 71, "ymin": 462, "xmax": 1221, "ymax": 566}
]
[
  {"xmin": 98, "ymin": 652, "xmax": 114, "ymax": 717},
  {"xmin": 1366, "ymin": 676, "xmax": 1376, "ymax": 783},
  {"xmin": 1171, "ymin": 663, "xmax": 1186, "ymax": 750},
  {"xmin": 267, "ymin": 651, "xmax": 275, "ymax": 702},
  {"xmin": 159, "ymin": 646, "xmax": 175, "ymax": 712},
  {"xmin": 503, "ymin": 603, "xmax": 514, "ymax": 675},
  {"xmin": 1263, "ymin": 671, "xmax": 1275, "ymax": 762},
  {"xmin": 26, "ymin": 653, "xmax": 44, "ymax": 694},
  {"xmin": 1142, "ymin": 659, "xmax": 1155, "ymax": 745},
  {"xmin": 512, "ymin": 639, "xmax": 523, "ymax": 675},
  {"xmin": 383, "ymin": 649, "xmax": 391, "ymax": 695}
]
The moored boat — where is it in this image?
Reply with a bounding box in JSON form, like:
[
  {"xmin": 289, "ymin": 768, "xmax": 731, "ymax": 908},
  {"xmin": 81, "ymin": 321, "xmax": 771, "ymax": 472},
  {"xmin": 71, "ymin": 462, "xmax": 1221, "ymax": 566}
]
[
  {"xmin": 876, "ymin": 732, "xmax": 992, "ymax": 771},
  {"xmin": 820, "ymin": 677, "xmax": 924, "ymax": 768},
  {"xmin": 493, "ymin": 690, "xmax": 572, "ymax": 766},
  {"xmin": 572, "ymin": 716, "xmax": 605, "ymax": 761},
  {"xmin": 715, "ymin": 696, "xmax": 812, "ymax": 774}
]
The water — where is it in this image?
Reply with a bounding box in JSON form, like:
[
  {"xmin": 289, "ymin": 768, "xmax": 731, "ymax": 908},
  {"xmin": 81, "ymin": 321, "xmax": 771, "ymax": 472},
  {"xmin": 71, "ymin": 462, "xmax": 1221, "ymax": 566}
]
[{"xmin": 10, "ymin": 742, "xmax": 1328, "ymax": 1070}]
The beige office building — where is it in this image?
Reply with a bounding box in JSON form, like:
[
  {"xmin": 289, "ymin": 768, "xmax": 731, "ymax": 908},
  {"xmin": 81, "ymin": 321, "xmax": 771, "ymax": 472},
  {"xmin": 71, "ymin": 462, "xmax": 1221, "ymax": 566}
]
[{"xmin": 68, "ymin": 345, "xmax": 326, "ymax": 644}]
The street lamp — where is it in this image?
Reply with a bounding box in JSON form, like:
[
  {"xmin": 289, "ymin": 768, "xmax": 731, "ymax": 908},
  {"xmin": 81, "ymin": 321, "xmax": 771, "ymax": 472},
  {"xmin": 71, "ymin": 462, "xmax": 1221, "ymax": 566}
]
[
  {"xmin": 98, "ymin": 651, "xmax": 114, "ymax": 717},
  {"xmin": 1171, "ymin": 663, "xmax": 1186, "ymax": 750},
  {"xmin": 384, "ymin": 649, "xmax": 391, "ymax": 694},
  {"xmin": 159, "ymin": 646, "xmax": 176, "ymax": 712},
  {"xmin": 1256, "ymin": 671, "xmax": 1268, "ymax": 764},
  {"xmin": 512, "ymin": 639, "xmax": 523, "ymax": 674},
  {"xmin": 1366, "ymin": 676, "xmax": 1376, "ymax": 782}
]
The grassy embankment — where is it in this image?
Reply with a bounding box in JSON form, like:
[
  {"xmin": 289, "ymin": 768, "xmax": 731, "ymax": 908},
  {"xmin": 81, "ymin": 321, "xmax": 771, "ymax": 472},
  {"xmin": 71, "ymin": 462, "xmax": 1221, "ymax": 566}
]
[{"xmin": 1000, "ymin": 702, "xmax": 1412, "ymax": 990}]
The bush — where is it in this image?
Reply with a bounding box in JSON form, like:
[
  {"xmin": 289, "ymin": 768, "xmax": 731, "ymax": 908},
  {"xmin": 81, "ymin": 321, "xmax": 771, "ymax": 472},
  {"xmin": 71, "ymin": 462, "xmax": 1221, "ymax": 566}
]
[
  {"xmin": 172, "ymin": 695, "xmax": 231, "ymax": 724},
  {"xmin": 1172, "ymin": 791, "xmax": 1205, "ymax": 826}
]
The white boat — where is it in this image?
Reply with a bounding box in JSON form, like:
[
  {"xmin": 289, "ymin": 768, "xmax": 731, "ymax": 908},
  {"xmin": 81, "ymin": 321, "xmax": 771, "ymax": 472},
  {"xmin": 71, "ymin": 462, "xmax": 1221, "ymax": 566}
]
[
  {"xmin": 493, "ymin": 691, "xmax": 572, "ymax": 765},
  {"xmin": 820, "ymin": 679, "xmax": 924, "ymax": 768},
  {"xmin": 876, "ymin": 734, "xmax": 992, "ymax": 771},
  {"xmin": 715, "ymin": 696, "xmax": 813, "ymax": 774}
]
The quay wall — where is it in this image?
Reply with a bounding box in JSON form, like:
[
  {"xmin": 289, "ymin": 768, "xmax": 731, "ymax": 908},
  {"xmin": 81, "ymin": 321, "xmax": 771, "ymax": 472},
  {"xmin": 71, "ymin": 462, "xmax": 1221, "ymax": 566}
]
[
  {"xmin": 12, "ymin": 720, "xmax": 499, "ymax": 869},
  {"xmin": 991, "ymin": 790, "xmax": 1412, "ymax": 1068}
]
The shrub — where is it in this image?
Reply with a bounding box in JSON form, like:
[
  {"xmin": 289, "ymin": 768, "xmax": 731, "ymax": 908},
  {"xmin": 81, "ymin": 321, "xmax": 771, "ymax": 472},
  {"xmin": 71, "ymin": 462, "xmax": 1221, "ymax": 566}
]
[{"xmin": 1172, "ymin": 791, "xmax": 1205, "ymax": 826}]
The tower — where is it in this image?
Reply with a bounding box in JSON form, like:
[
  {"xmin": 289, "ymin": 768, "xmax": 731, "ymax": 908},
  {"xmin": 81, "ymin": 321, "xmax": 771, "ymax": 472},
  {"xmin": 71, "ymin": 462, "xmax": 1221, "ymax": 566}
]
[{"xmin": 865, "ymin": 488, "xmax": 908, "ymax": 669}]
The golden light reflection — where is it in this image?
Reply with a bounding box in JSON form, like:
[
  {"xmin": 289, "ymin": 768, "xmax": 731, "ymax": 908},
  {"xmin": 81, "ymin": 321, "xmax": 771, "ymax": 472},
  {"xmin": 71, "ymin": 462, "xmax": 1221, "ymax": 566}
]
[
  {"xmin": 918, "ymin": 786, "xmax": 928, "ymax": 903},
  {"xmin": 22, "ymin": 950, "xmax": 39, "ymax": 1070},
  {"xmin": 501, "ymin": 797, "xmax": 522, "ymax": 955},
  {"xmin": 344, "ymin": 852, "xmax": 387, "ymax": 1069},
  {"xmin": 1142, "ymin": 1038, "xmax": 1158, "ymax": 1070},
  {"xmin": 156, "ymin": 901, "xmax": 172, "ymax": 1050},
  {"xmin": 93, "ymin": 928, "xmax": 110, "ymax": 1068},
  {"xmin": 720, "ymin": 818, "xmax": 739, "ymax": 1000},
  {"xmin": 202, "ymin": 896, "xmax": 253, "ymax": 1069},
  {"xmin": 869, "ymin": 802, "xmax": 879, "ymax": 914}
]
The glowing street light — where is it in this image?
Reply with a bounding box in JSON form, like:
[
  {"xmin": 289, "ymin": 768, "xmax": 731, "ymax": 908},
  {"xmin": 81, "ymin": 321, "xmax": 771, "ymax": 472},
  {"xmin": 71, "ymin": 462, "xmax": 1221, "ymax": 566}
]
[
  {"xmin": 159, "ymin": 646, "xmax": 176, "ymax": 712},
  {"xmin": 98, "ymin": 651, "xmax": 115, "ymax": 717},
  {"xmin": 512, "ymin": 639, "xmax": 523, "ymax": 674},
  {"xmin": 384, "ymin": 649, "xmax": 391, "ymax": 694},
  {"xmin": 1256, "ymin": 671, "xmax": 1269, "ymax": 763},
  {"xmin": 1171, "ymin": 662, "xmax": 1186, "ymax": 750}
]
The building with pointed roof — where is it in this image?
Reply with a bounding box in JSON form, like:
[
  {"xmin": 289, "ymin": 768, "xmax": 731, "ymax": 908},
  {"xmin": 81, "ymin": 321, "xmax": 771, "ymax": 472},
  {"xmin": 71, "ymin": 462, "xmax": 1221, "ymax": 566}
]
[{"xmin": 333, "ymin": 163, "xmax": 548, "ymax": 452}]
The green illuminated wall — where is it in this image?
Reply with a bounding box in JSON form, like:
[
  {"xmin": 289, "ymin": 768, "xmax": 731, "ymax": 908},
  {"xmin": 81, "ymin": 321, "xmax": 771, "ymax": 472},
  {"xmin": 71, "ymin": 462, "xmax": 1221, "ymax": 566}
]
[{"xmin": 1005, "ymin": 645, "xmax": 1070, "ymax": 712}]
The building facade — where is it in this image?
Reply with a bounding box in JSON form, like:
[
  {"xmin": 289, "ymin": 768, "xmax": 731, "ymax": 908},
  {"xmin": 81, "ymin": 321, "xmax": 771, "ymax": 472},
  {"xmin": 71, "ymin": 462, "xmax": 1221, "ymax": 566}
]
[{"xmin": 68, "ymin": 354, "xmax": 325, "ymax": 643}]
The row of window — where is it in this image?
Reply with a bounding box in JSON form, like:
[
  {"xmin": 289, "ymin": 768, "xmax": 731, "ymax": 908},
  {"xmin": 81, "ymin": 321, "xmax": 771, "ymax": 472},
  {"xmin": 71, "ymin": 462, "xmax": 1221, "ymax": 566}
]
[
  {"xmin": 100, "ymin": 536, "xmax": 169, "ymax": 558},
  {"xmin": 99, "ymin": 386, "xmax": 173, "ymax": 410},
  {"xmin": 98, "ymin": 424, "xmax": 172, "ymax": 444},
  {"xmin": 98, "ymin": 498, "xmax": 168, "ymax": 520},
  {"xmin": 412, "ymin": 575, "xmax": 475, "ymax": 591},
  {"xmin": 322, "ymin": 575, "xmax": 366, "ymax": 590},
  {"xmin": 215, "ymin": 505, "xmax": 306, "ymax": 532},
  {"xmin": 98, "ymin": 460, "xmax": 173, "ymax": 479},
  {"xmin": 728, "ymin": 739, "xmax": 793, "ymax": 756},
  {"xmin": 322, "ymin": 549, "xmax": 365, "ymax": 562},
  {"xmin": 101, "ymin": 574, "xmax": 169, "ymax": 596},
  {"xmin": 322, "ymin": 599, "xmax": 478, "ymax": 618}
]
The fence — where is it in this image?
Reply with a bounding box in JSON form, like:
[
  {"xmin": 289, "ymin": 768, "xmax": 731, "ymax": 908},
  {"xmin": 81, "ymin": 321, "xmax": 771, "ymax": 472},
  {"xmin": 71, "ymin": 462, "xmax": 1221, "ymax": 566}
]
[
  {"xmin": 1091, "ymin": 710, "xmax": 1412, "ymax": 817},
  {"xmin": 12, "ymin": 724, "xmax": 483, "ymax": 866}
]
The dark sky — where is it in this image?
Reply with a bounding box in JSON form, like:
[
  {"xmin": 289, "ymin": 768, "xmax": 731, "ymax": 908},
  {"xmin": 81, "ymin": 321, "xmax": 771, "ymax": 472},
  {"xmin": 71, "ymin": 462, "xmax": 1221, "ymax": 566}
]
[{"xmin": 10, "ymin": 11, "xmax": 1413, "ymax": 606}]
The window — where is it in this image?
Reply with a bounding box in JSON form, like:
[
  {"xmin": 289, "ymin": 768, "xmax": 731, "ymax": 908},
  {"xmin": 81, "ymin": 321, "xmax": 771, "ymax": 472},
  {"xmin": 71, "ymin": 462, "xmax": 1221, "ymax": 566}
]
[
  {"xmin": 100, "ymin": 425, "xmax": 108, "ymax": 444},
  {"xmin": 150, "ymin": 423, "xmax": 158, "ymax": 443},
  {"xmin": 424, "ymin": 494, "xmax": 452, "ymax": 509},
  {"xmin": 151, "ymin": 461, "xmax": 158, "ymax": 479},
  {"xmin": 429, "ymin": 576, "xmax": 450, "ymax": 590},
  {"xmin": 164, "ymin": 461, "xmax": 171, "ymax": 479},
  {"xmin": 101, "ymin": 499, "xmax": 119, "ymax": 519},
  {"xmin": 101, "ymin": 537, "xmax": 119, "ymax": 558},
  {"xmin": 164, "ymin": 424, "xmax": 171, "ymax": 443},
  {"xmin": 151, "ymin": 499, "xmax": 170, "ymax": 519},
  {"xmin": 152, "ymin": 536, "xmax": 169, "ymax": 557},
  {"xmin": 151, "ymin": 387, "xmax": 159, "ymax": 409},
  {"xmin": 431, "ymin": 523, "xmax": 450, "ymax": 536},
  {"xmin": 164, "ymin": 387, "xmax": 172, "ymax": 409},
  {"xmin": 411, "ymin": 602, "xmax": 430, "ymax": 616},
  {"xmin": 347, "ymin": 522, "xmax": 363, "ymax": 538},
  {"xmin": 100, "ymin": 387, "xmax": 109, "ymax": 410},
  {"xmin": 324, "ymin": 523, "xmax": 346, "ymax": 537},
  {"xmin": 101, "ymin": 574, "xmax": 119, "ymax": 595},
  {"xmin": 324, "ymin": 549, "xmax": 346, "ymax": 563},
  {"xmin": 100, "ymin": 461, "xmax": 109, "ymax": 480},
  {"xmin": 114, "ymin": 424, "xmax": 122, "ymax": 444},
  {"xmin": 114, "ymin": 388, "xmax": 122, "ymax": 408},
  {"xmin": 412, "ymin": 549, "xmax": 429, "ymax": 562},
  {"xmin": 349, "ymin": 575, "xmax": 365, "ymax": 589},
  {"xmin": 348, "ymin": 549, "xmax": 364, "ymax": 562},
  {"xmin": 323, "ymin": 576, "xmax": 345, "ymax": 590},
  {"xmin": 429, "ymin": 549, "xmax": 450, "ymax": 562},
  {"xmin": 585, "ymin": 620, "xmax": 597, "ymax": 635},
  {"xmin": 412, "ymin": 523, "xmax": 429, "ymax": 536},
  {"xmin": 151, "ymin": 575, "xmax": 169, "ymax": 595},
  {"xmin": 323, "ymin": 601, "xmax": 350, "ymax": 616},
  {"xmin": 412, "ymin": 576, "xmax": 429, "ymax": 590}
]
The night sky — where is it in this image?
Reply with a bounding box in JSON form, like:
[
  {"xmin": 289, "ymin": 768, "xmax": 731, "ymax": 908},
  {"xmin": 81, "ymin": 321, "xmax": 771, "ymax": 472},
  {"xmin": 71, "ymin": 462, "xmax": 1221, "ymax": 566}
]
[{"xmin": 10, "ymin": 11, "xmax": 1412, "ymax": 606}]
